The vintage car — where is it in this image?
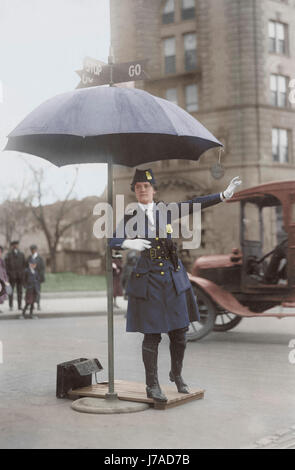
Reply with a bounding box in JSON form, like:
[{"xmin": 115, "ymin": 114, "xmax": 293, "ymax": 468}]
[{"xmin": 187, "ymin": 180, "xmax": 295, "ymax": 341}]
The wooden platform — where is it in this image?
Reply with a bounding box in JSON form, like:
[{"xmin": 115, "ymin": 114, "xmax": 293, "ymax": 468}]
[{"xmin": 69, "ymin": 380, "xmax": 205, "ymax": 410}]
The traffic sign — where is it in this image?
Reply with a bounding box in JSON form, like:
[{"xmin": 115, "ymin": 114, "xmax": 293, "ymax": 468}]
[
  {"xmin": 76, "ymin": 57, "xmax": 148, "ymax": 88},
  {"xmin": 112, "ymin": 60, "xmax": 148, "ymax": 84},
  {"xmin": 76, "ymin": 56, "xmax": 110, "ymax": 88}
]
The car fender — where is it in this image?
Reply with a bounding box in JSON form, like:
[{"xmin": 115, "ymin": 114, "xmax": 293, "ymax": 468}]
[{"xmin": 188, "ymin": 273, "xmax": 255, "ymax": 317}]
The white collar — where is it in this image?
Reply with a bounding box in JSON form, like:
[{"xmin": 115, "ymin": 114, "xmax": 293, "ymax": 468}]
[{"xmin": 138, "ymin": 201, "xmax": 154, "ymax": 211}]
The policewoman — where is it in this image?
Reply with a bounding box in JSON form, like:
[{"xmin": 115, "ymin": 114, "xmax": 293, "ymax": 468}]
[{"xmin": 109, "ymin": 169, "xmax": 241, "ymax": 402}]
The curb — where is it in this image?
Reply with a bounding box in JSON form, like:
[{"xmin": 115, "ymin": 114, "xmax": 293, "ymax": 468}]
[
  {"xmin": 0, "ymin": 309, "xmax": 126, "ymax": 320},
  {"xmin": 41, "ymin": 291, "xmax": 107, "ymax": 299}
]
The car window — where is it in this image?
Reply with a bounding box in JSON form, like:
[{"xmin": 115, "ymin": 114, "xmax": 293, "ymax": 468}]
[{"xmin": 243, "ymin": 203, "xmax": 261, "ymax": 241}]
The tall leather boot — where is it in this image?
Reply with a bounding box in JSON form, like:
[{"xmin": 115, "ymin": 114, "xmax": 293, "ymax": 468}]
[
  {"xmin": 142, "ymin": 340, "xmax": 167, "ymax": 403},
  {"xmin": 169, "ymin": 329, "xmax": 189, "ymax": 394}
]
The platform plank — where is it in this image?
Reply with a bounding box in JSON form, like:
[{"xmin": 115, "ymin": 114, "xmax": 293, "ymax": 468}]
[{"xmin": 69, "ymin": 380, "xmax": 205, "ymax": 410}]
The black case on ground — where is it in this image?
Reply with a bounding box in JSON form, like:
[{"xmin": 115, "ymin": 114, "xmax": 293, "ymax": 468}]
[{"xmin": 56, "ymin": 357, "xmax": 103, "ymax": 398}]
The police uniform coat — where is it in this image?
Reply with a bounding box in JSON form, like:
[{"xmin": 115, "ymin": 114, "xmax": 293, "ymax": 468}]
[{"xmin": 109, "ymin": 193, "xmax": 222, "ymax": 334}]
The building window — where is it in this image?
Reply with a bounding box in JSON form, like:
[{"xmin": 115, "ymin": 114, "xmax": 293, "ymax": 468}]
[
  {"xmin": 165, "ymin": 88, "xmax": 178, "ymax": 105},
  {"xmin": 272, "ymin": 128, "xmax": 289, "ymax": 163},
  {"xmin": 181, "ymin": 0, "xmax": 195, "ymax": 20},
  {"xmin": 268, "ymin": 21, "xmax": 287, "ymax": 54},
  {"xmin": 163, "ymin": 37, "xmax": 176, "ymax": 74},
  {"xmin": 184, "ymin": 33, "xmax": 197, "ymax": 71},
  {"xmin": 270, "ymin": 74, "xmax": 288, "ymax": 107},
  {"xmin": 185, "ymin": 84, "xmax": 198, "ymax": 112},
  {"xmin": 162, "ymin": 0, "xmax": 175, "ymax": 24}
]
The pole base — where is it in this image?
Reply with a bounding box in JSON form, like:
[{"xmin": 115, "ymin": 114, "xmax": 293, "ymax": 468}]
[{"xmin": 71, "ymin": 396, "xmax": 149, "ymax": 414}]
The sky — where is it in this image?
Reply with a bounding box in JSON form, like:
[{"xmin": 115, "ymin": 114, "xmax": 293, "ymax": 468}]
[{"xmin": 0, "ymin": 0, "xmax": 110, "ymax": 203}]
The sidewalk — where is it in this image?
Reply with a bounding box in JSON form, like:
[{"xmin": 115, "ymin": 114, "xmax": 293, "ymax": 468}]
[{"xmin": 0, "ymin": 291, "xmax": 127, "ymax": 320}]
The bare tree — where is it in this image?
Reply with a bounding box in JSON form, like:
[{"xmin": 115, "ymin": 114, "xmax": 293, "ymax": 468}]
[
  {"xmin": 27, "ymin": 165, "xmax": 93, "ymax": 273},
  {"xmin": 0, "ymin": 182, "xmax": 36, "ymax": 247}
]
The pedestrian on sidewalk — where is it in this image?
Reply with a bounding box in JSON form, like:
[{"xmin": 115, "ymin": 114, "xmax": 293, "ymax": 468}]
[
  {"xmin": 22, "ymin": 261, "xmax": 40, "ymax": 319},
  {"xmin": 27, "ymin": 244, "xmax": 45, "ymax": 310},
  {"xmin": 5, "ymin": 241, "xmax": 26, "ymax": 311}
]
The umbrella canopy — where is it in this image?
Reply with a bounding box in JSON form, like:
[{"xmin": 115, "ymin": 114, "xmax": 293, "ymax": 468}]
[{"xmin": 5, "ymin": 86, "xmax": 222, "ymax": 165}]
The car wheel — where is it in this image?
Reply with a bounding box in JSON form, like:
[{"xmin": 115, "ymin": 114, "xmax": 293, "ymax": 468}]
[
  {"xmin": 187, "ymin": 285, "xmax": 217, "ymax": 341},
  {"xmin": 213, "ymin": 311, "xmax": 242, "ymax": 332}
]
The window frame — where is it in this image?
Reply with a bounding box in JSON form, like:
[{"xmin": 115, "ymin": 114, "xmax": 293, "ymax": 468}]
[
  {"xmin": 181, "ymin": 0, "xmax": 196, "ymax": 20},
  {"xmin": 185, "ymin": 83, "xmax": 198, "ymax": 112},
  {"xmin": 268, "ymin": 20, "xmax": 288, "ymax": 55},
  {"xmin": 165, "ymin": 87, "xmax": 178, "ymax": 105},
  {"xmin": 272, "ymin": 127, "xmax": 290, "ymax": 163},
  {"xmin": 183, "ymin": 32, "xmax": 197, "ymax": 72},
  {"xmin": 162, "ymin": 0, "xmax": 175, "ymax": 25},
  {"xmin": 270, "ymin": 74, "xmax": 288, "ymax": 108},
  {"xmin": 163, "ymin": 37, "xmax": 176, "ymax": 75}
]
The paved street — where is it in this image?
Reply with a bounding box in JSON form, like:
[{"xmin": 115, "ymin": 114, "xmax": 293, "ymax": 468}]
[{"xmin": 0, "ymin": 309, "xmax": 295, "ymax": 449}]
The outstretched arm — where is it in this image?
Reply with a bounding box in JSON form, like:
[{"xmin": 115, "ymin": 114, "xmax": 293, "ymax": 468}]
[{"xmin": 176, "ymin": 176, "xmax": 242, "ymax": 216}]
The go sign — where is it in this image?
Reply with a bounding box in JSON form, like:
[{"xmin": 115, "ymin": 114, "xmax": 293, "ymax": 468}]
[
  {"xmin": 128, "ymin": 63, "xmax": 142, "ymax": 78},
  {"xmin": 112, "ymin": 60, "xmax": 148, "ymax": 84}
]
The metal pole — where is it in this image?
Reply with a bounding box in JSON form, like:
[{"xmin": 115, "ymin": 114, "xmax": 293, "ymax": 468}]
[
  {"xmin": 105, "ymin": 158, "xmax": 117, "ymax": 399},
  {"xmin": 108, "ymin": 46, "xmax": 114, "ymax": 86},
  {"xmin": 105, "ymin": 45, "xmax": 117, "ymax": 399}
]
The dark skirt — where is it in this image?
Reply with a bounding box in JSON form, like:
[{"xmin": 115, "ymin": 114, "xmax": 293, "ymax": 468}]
[
  {"xmin": 113, "ymin": 276, "xmax": 123, "ymax": 297},
  {"xmin": 25, "ymin": 288, "xmax": 38, "ymax": 305}
]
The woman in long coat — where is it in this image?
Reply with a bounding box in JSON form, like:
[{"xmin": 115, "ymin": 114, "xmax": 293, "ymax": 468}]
[{"xmin": 109, "ymin": 169, "xmax": 241, "ymax": 402}]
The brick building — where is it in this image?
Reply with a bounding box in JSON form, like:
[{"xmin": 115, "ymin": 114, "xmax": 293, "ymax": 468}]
[{"xmin": 110, "ymin": 0, "xmax": 295, "ymax": 258}]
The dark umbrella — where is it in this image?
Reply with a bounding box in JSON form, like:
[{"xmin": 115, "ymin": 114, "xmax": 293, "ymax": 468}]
[
  {"xmin": 5, "ymin": 86, "xmax": 221, "ymax": 165},
  {"xmin": 4, "ymin": 85, "xmax": 222, "ymax": 401}
]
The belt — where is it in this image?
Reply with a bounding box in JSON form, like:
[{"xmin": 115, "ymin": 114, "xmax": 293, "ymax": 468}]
[
  {"xmin": 142, "ymin": 247, "xmax": 171, "ymax": 260},
  {"xmin": 141, "ymin": 246, "xmax": 179, "ymax": 271}
]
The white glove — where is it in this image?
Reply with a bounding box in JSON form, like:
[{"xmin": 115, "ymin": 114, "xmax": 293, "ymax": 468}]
[
  {"xmin": 222, "ymin": 176, "xmax": 242, "ymax": 200},
  {"xmin": 121, "ymin": 239, "xmax": 151, "ymax": 252}
]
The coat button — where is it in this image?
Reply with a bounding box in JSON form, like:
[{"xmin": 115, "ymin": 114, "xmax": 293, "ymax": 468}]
[
  {"xmin": 136, "ymin": 273, "xmax": 140, "ymax": 278},
  {"xmin": 158, "ymin": 256, "xmax": 162, "ymax": 259},
  {"xmin": 160, "ymin": 271, "xmax": 165, "ymax": 275},
  {"xmin": 159, "ymin": 262, "xmax": 163, "ymax": 266},
  {"xmin": 157, "ymin": 245, "xmax": 161, "ymax": 249},
  {"xmin": 155, "ymin": 237, "xmax": 159, "ymax": 240}
]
